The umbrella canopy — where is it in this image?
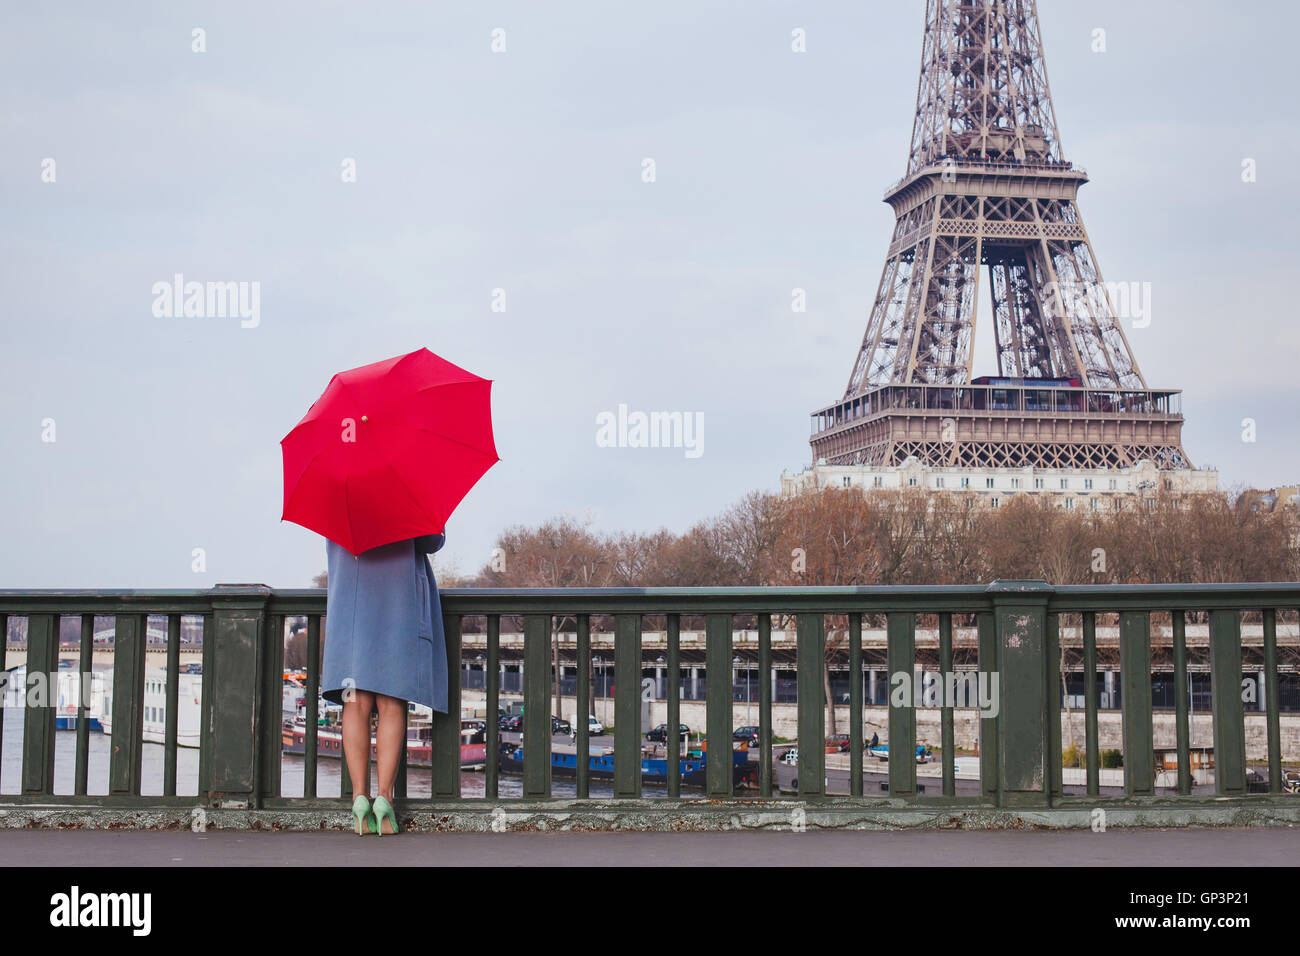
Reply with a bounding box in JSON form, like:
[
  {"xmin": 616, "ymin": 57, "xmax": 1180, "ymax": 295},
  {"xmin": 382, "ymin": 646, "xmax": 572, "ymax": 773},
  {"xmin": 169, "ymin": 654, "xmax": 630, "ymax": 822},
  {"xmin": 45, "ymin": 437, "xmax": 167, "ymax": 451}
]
[{"xmin": 281, "ymin": 348, "xmax": 499, "ymax": 555}]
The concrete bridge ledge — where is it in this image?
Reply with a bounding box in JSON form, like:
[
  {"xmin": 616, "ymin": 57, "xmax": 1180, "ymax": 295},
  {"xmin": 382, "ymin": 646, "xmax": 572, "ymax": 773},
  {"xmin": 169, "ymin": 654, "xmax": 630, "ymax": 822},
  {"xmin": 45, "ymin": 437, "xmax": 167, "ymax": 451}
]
[{"xmin": 3, "ymin": 802, "xmax": 1299, "ymax": 833}]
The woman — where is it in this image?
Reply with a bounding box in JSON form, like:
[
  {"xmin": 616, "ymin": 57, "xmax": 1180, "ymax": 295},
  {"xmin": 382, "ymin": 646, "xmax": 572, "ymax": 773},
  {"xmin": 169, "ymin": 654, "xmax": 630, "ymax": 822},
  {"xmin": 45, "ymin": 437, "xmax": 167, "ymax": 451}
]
[{"xmin": 321, "ymin": 532, "xmax": 448, "ymax": 835}]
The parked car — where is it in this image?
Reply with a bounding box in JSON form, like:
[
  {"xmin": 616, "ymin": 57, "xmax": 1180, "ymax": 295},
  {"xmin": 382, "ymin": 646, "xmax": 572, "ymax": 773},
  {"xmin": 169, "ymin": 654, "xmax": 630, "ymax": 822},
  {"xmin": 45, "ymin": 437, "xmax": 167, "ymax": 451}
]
[
  {"xmin": 647, "ymin": 723, "xmax": 691, "ymax": 742},
  {"xmin": 826, "ymin": 733, "xmax": 850, "ymax": 753},
  {"xmin": 585, "ymin": 714, "xmax": 605, "ymax": 736},
  {"xmin": 733, "ymin": 725, "xmax": 760, "ymax": 747},
  {"xmin": 551, "ymin": 715, "xmax": 572, "ymax": 735},
  {"xmin": 501, "ymin": 714, "xmax": 523, "ymax": 732}
]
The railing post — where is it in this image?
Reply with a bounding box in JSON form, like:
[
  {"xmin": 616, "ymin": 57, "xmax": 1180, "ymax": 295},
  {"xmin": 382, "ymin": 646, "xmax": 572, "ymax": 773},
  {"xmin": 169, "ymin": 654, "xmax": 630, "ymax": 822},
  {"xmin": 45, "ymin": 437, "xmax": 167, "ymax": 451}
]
[
  {"xmin": 1120, "ymin": 610, "xmax": 1154, "ymax": 797},
  {"xmin": 108, "ymin": 613, "xmax": 148, "ymax": 796},
  {"xmin": 849, "ymin": 612, "xmax": 864, "ymax": 798},
  {"xmin": 432, "ymin": 612, "xmax": 463, "ymax": 798},
  {"xmin": 206, "ymin": 585, "xmax": 272, "ymax": 807},
  {"xmin": 978, "ymin": 611, "xmax": 998, "ymax": 803},
  {"xmin": 986, "ymin": 580, "xmax": 1053, "ymax": 808},
  {"xmin": 758, "ymin": 613, "xmax": 773, "ymax": 798},
  {"xmin": 886, "ymin": 611, "xmax": 916, "ymax": 798},
  {"xmin": 258, "ymin": 614, "xmax": 284, "ymax": 802},
  {"xmin": 304, "ymin": 615, "xmax": 321, "ymax": 799},
  {"xmin": 575, "ymin": 613, "xmax": 591, "ymax": 799},
  {"xmin": 665, "ymin": 614, "xmax": 681, "ymax": 800},
  {"xmin": 938, "ymin": 611, "xmax": 955, "ymax": 797},
  {"xmin": 796, "ymin": 613, "xmax": 825, "ymax": 798},
  {"xmin": 1262, "ymin": 608, "xmax": 1282, "ymax": 794},
  {"xmin": 22, "ymin": 613, "xmax": 58, "ymax": 795},
  {"xmin": 705, "ymin": 613, "xmax": 732, "ymax": 798},
  {"xmin": 1209, "ymin": 609, "xmax": 1246, "ymax": 796},
  {"xmin": 485, "ymin": 614, "xmax": 500, "ymax": 799},
  {"xmin": 1083, "ymin": 611, "xmax": 1101, "ymax": 796},
  {"xmin": 1171, "ymin": 611, "xmax": 1191, "ymax": 795},
  {"xmin": 522, "ymin": 614, "xmax": 551, "ymax": 799},
  {"xmin": 613, "ymin": 613, "xmax": 641, "ymax": 799},
  {"xmin": 1046, "ymin": 611, "xmax": 1062, "ymax": 801},
  {"xmin": 0, "ymin": 614, "xmax": 7, "ymax": 778}
]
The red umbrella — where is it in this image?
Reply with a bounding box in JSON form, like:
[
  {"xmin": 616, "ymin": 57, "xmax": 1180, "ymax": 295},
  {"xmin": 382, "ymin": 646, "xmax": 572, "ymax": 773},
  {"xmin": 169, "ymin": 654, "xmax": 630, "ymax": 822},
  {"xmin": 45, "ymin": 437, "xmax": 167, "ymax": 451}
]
[{"xmin": 280, "ymin": 348, "xmax": 499, "ymax": 555}]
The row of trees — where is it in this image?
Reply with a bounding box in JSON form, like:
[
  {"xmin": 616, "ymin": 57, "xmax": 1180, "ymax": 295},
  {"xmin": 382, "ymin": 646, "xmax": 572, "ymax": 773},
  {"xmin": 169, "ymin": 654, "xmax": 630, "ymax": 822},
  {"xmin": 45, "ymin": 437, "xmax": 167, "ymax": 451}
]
[
  {"xmin": 462, "ymin": 488, "xmax": 1300, "ymax": 589},
  {"xmin": 302, "ymin": 486, "xmax": 1298, "ymax": 726}
]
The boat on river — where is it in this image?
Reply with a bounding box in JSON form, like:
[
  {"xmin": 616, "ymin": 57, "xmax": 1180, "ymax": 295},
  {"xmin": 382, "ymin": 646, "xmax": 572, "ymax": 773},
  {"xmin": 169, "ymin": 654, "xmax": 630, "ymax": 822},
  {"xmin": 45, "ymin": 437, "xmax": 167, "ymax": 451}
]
[{"xmin": 497, "ymin": 740, "xmax": 757, "ymax": 788}]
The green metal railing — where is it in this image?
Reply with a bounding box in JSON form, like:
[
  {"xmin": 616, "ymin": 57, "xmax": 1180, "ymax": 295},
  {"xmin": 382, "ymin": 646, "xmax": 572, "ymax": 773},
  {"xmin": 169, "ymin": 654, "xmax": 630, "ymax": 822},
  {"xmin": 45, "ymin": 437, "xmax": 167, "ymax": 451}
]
[{"xmin": 1, "ymin": 581, "xmax": 1297, "ymax": 815}]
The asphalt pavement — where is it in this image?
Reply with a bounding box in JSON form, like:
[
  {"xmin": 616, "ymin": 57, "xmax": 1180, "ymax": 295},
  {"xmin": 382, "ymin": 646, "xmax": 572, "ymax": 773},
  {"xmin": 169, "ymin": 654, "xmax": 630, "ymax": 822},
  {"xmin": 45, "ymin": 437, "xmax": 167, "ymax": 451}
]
[{"xmin": 3, "ymin": 826, "xmax": 1298, "ymax": 866}]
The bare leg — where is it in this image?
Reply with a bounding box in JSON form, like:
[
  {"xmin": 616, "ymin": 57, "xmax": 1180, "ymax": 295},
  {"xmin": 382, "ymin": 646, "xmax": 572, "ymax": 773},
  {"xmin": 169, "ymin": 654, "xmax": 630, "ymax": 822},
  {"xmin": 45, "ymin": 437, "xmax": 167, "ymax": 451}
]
[
  {"xmin": 342, "ymin": 690, "xmax": 376, "ymax": 799},
  {"xmin": 375, "ymin": 693, "xmax": 407, "ymax": 818}
]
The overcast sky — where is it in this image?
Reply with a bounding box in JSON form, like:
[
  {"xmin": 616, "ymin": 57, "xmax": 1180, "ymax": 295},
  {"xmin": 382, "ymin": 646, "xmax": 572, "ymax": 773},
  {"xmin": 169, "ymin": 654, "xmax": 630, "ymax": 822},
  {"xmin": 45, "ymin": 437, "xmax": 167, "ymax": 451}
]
[{"xmin": 2, "ymin": 1, "xmax": 1297, "ymax": 588}]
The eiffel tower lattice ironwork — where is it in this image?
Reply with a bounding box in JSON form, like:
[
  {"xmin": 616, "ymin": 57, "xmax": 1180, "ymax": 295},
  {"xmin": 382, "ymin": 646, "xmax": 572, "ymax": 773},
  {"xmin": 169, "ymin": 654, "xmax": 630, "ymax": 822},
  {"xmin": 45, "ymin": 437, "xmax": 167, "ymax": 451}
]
[{"xmin": 810, "ymin": 0, "xmax": 1191, "ymax": 472}]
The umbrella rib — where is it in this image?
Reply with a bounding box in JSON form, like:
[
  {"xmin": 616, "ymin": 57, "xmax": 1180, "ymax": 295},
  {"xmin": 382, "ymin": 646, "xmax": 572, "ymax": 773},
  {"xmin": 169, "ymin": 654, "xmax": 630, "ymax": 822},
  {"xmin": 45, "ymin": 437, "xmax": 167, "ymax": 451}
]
[
  {"xmin": 373, "ymin": 421, "xmax": 499, "ymax": 460},
  {"xmin": 281, "ymin": 449, "xmax": 326, "ymax": 518},
  {"xmin": 344, "ymin": 470, "xmax": 358, "ymax": 553},
  {"xmin": 383, "ymin": 462, "xmax": 443, "ymax": 532},
  {"xmin": 362, "ymin": 377, "xmax": 484, "ymax": 425},
  {"xmin": 337, "ymin": 377, "xmax": 368, "ymax": 416}
]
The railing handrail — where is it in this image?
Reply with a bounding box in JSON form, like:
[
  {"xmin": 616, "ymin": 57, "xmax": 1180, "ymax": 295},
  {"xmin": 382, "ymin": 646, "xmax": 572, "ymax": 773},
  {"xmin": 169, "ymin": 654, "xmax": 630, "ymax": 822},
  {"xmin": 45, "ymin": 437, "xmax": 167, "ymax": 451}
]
[{"xmin": 6, "ymin": 581, "xmax": 1300, "ymax": 613}]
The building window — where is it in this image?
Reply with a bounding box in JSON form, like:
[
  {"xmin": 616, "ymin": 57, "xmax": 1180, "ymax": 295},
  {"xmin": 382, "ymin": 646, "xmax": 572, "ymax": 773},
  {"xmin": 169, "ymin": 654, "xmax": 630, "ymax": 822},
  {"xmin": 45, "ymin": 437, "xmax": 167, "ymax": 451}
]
[
  {"xmin": 1060, "ymin": 478, "xmax": 1069, "ymax": 490},
  {"xmin": 990, "ymin": 497, "xmax": 1000, "ymax": 508},
  {"xmin": 1034, "ymin": 478, "xmax": 1044, "ymax": 489},
  {"xmin": 960, "ymin": 476, "xmax": 970, "ymax": 489},
  {"xmin": 1065, "ymin": 498, "xmax": 1075, "ymax": 509},
  {"xmin": 1109, "ymin": 478, "xmax": 1118, "ymax": 490},
  {"xmin": 1090, "ymin": 498, "xmax": 1099, "ymax": 510},
  {"xmin": 1011, "ymin": 478, "xmax": 1022, "ymax": 489},
  {"xmin": 843, "ymin": 476, "xmax": 851, "ymax": 487},
  {"xmin": 873, "ymin": 476, "xmax": 883, "ymax": 488},
  {"xmin": 908, "ymin": 477, "xmax": 917, "ymax": 486},
  {"xmin": 985, "ymin": 478, "xmax": 995, "ymax": 489},
  {"xmin": 1083, "ymin": 478, "xmax": 1093, "ymax": 490},
  {"xmin": 935, "ymin": 477, "xmax": 945, "ymax": 488}
]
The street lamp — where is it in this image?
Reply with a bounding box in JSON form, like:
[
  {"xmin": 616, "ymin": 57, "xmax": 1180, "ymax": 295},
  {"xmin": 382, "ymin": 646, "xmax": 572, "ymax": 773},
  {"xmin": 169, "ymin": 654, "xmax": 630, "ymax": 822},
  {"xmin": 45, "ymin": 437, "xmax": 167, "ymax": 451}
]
[
  {"xmin": 593, "ymin": 654, "xmax": 606, "ymax": 728},
  {"xmin": 654, "ymin": 655, "xmax": 667, "ymax": 755},
  {"xmin": 733, "ymin": 655, "xmax": 752, "ymax": 725}
]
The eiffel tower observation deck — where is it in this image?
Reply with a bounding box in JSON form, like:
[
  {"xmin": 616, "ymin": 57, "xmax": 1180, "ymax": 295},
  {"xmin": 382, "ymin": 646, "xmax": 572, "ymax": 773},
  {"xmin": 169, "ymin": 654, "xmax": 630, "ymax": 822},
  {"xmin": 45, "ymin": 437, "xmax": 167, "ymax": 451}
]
[{"xmin": 810, "ymin": 0, "xmax": 1196, "ymax": 475}]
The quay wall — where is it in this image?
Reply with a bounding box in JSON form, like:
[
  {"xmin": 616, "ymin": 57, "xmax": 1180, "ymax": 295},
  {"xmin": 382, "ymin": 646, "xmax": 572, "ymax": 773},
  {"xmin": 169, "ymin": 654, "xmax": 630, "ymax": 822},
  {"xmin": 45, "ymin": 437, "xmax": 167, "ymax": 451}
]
[{"xmin": 464, "ymin": 690, "xmax": 1300, "ymax": 761}]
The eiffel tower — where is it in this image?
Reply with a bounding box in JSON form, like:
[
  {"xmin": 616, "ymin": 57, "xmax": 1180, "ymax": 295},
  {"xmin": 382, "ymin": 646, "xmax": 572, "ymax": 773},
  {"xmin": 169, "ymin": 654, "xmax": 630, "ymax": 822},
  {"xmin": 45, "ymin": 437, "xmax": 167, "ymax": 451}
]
[{"xmin": 810, "ymin": 0, "xmax": 1192, "ymax": 472}]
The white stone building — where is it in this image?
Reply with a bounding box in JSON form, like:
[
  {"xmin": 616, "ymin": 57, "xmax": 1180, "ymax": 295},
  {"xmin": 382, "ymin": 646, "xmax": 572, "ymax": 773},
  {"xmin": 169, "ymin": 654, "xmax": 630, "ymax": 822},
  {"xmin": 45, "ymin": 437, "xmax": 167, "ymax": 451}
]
[{"xmin": 780, "ymin": 456, "xmax": 1219, "ymax": 511}]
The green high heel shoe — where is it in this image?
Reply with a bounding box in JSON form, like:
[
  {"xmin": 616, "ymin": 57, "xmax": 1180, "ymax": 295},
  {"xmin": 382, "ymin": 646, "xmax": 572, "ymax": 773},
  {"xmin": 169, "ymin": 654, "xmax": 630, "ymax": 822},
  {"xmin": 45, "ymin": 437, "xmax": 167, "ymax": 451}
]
[
  {"xmin": 351, "ymin": 794, "xmax": 377, "ymax": 835},
  {"xmin": 372, "ymin": 795, "xmax": 399, "ymax": 835}
]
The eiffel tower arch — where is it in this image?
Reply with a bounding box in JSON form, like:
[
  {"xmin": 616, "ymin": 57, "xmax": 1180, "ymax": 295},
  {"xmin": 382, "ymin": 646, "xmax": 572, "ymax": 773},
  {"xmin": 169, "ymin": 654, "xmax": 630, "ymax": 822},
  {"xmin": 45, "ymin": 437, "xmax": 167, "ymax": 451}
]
[{"xmin": 810, "ymin": 0, "xmax": 1193, "ymax": 473}]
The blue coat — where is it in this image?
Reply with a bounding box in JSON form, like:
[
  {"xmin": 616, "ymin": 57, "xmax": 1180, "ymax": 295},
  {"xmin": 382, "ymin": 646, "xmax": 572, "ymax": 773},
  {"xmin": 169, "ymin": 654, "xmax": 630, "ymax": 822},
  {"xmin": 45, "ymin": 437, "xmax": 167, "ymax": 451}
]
[{"xmin": 321, "ymin": 532, "xmax": 448, "ymax": 713}]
